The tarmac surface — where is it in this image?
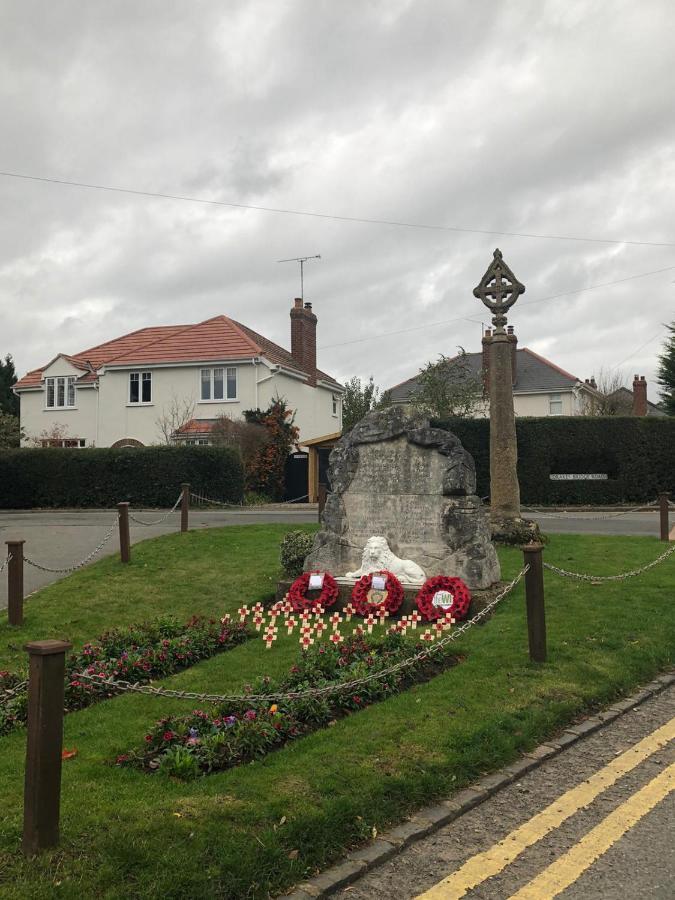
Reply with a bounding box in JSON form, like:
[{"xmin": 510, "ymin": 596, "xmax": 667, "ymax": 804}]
[{"xmin": 336, "ymin": 684, "xmax": 675, "ymax": 900}]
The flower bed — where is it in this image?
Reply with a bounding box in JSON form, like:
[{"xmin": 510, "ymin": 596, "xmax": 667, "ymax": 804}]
[
  {"xmin": 0, "ymin": 616, "xmax": 250, "ymax": 736},
  {"xmin": 119, "ymin": 632, "xmax": 461, "ymax": 778}
]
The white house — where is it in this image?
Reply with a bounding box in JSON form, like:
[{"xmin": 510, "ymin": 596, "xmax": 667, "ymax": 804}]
[{"xmin": 14, "ymin": 299, "xmax": 344, "ymax": 447}]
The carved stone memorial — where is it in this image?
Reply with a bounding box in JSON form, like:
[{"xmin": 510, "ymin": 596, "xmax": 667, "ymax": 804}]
[{"xmin": 304, "ymin": 407, "xmax": 500, "ymax": 589}]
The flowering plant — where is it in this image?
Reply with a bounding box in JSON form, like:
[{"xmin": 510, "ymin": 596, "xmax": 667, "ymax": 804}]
[
  {"xmin": 288, "ymin": 571, "xmax": 339, "ymax": 612},
  {"xmin": 415, "ymin": 576, "xmax": 471, "ymax": 622},
  {"xmin": 351, "ymin": 570, "xmax": 404, "ymax": 617}
]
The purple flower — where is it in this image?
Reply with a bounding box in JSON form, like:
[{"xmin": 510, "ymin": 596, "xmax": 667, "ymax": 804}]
[
  {"xmin": 224, "ymin": 715, "xmax": 237, "ymax": 727},
  {"xmin": 189, "ymin": 727, "xmax": 199, "ymax": 738}
]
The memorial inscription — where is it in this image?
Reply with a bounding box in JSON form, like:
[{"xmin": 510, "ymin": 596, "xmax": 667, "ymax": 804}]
[{"xmin": 304, "ymin": 407, "xmax": 500, "ymax": 589}]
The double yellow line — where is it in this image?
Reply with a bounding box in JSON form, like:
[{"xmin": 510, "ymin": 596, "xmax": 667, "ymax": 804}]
[{"xmin": 417, "ymin": 716, "xmax": 675, "ymax": 899}]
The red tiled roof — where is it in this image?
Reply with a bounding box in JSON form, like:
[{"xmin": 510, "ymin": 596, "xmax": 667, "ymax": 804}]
[
  {"xmin": 14, "ymin": 315, "xmax": 341, "ymax": 389},
  {"xmin": 174, "ymin": 419, "xmax": 217, "ymax": 435}
]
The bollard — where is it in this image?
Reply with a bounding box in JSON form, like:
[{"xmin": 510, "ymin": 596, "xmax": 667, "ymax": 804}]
[
  {"xmin": 318, "ymin": 483, "xmax": 327, "ymax": 522},
  {"xmin": 6, "ymin": 539, "xmax": 25, "ymax": 626},
  {"xmin": 117, "ymin": 502, "xmax": 131, "ymax": 563},
  {"xmin": 23, "ymin": 639, "xmax": 72, "ymax": 855},
  {"xmin": 181, "ymin": 483, "xmax": 190, "ymax": 534},
  {"xmin": 658, "ymin": 492, "xmax": 670, "ymax": 542},
  {"xmin": 522, "ymin": 542, "xmax": 547, "ymax": 663}
]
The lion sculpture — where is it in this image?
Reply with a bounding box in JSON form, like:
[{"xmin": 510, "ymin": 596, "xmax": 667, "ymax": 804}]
[{"xmin": 345, "ymin": 536, "xmax": 426, "ymax": 585}]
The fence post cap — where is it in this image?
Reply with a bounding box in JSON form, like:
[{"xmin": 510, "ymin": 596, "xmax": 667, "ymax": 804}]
[
  {"xmin": 521, "ymin": 541, "xmax": 545, "ymax": 553},
  {"xmin": 25, "ymin": 640, "xmax": 72, "ymax": 656},
  {"xmin": 116, "ymin": 501, "xmax": 130, "ymax": 507},
  {"xmin": 181, "ymin": 482, "xmax": 190, "ymax": 488},
  {"xmin": 6, "ymin": 539, "xmax": 26, "ymax": 546}
]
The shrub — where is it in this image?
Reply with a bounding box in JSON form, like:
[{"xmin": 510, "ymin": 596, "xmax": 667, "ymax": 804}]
[
  {"xmin": 280, "ymin": 530, "xmax": 314, "ymax": 577},
  {"xmin": 433, "ymin": 416, "xmax": 675, "ymax": 504},
  {"xmin": 0, "ymin": 445, "xmax": 244, "ymax": 509}
]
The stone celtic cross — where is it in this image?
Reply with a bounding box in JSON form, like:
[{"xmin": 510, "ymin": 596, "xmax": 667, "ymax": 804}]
[{"xmin": 473, "ymin": 248, "xmax": 525, "ymax": 332}]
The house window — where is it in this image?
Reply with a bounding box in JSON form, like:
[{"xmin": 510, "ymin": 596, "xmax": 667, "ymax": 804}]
[
  {"xmin": 40, "ymin": 438, "xmax": 86, "ymax": 448},
  {"xmin": 200, "ymin": 367, "xmax": 237, "ymax": 400},
  {"xmin": 45, "ymin": 376, "xmax": 76, "ymax": 408},
  {"xmin": 129, "ymin": 371, "xmax": 152, "ymax": 404},
  {"xmin": 185, "ymin": 438, "xmax": 210, "ymax": 445},
  {"xmin": 332, "ymin": 394, "xmax": 339, "ymax": 416},
  {"xmin": 549, "ymin": 394, "xmax": 563, "ymax": 416}
]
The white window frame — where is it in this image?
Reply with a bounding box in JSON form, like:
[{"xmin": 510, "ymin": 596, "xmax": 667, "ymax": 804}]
[
  {"xmin": 198, "ymin": 366, "xmax": 237, "ymax": 402},
  {"xmin": 332, "ymin": 394, "xmax": 339, "ymax": 417},
  {"xmin": 185, "ymin": 438, "xmax": 210, "ymax": 446},
  {"xmin": 549, "ymin": 393, "xmax": 563, "ymax": 416},
  {"xmin": 45, "ymin": 376, "xmax": 77, "ymax": 409},
  {"xmin": 129, "ymin": 371, "xmax": 152, "ymax": 405}
]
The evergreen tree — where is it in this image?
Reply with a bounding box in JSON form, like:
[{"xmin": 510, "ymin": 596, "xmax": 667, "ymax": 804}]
[
  {"xmin": 656, "ymin": 322, "xmax": 675, "ymax": 415},
  {"xmin": 0, "ymin": 354, "xmax": 19, "ymax": 416}
]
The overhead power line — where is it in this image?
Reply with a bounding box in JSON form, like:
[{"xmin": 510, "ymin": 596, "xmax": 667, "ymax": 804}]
[
  {"xmin": 1, "ymin": 170, "xmax": 675, "ymax": 248},
  {"xmin": 319, "ymin": 264, "xmax": 675, "ymax": 350}
]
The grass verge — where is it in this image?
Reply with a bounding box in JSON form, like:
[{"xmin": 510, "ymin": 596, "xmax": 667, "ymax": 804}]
[{"xmin": 0, "ymin": 528, "xmax": 674, "ymax": 899}]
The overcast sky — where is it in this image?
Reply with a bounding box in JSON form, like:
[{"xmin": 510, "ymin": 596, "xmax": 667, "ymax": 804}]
[{"xmin": 1, "ymin": 0, "xmax": 674, "ymax": 402}]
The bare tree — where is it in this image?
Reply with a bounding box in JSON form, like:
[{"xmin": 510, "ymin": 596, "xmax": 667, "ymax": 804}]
[
  {"xmin": 26, "ymin": 422, "xmax": 72, "ymax": 447},
  {"xmin": 210, "ymin": 414, "xmax": 269, "ymax": 469},
  {"xmin": 410, "ymin": 350, "xmax": 483, "ymax": 419},
  {"xmin": 582, "ymin": 368, "xmax": 632, "ymax": 416},
  {"xmin": 155, "ymin": 394, "xmax": 196, "ymax": 444}
]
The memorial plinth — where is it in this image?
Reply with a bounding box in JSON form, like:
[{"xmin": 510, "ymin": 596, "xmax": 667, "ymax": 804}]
[{"xmin": 304, "ymin": 406, "xmax": 500, "ymax": 589}]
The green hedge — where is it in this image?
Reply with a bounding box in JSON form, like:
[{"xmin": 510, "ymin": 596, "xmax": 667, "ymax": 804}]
[
  {"xmin": 432, "ymin": 416, "xmax": 675, "ymax": 505},
  {"xmin": 0, "ymin": 446, "xmax": 244, "ymax": 509}
]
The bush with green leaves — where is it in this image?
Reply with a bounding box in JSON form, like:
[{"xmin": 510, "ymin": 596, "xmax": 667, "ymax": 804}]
[{"xmin": 280, "ymin": 530, "xmax": 314, "ymax": 577}]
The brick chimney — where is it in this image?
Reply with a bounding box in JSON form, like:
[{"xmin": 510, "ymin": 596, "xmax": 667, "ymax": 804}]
[
  {"xmin": 632, "ymin": 374, "xmax": 647, "ymax": 416},
  {"xmin": 481, "ymin": 327, "xmax": 492, "ymax": 395},
  {"xmin": 290, "ymin": 298, "xmax": 318, "ymax": 386},
  {"xmin": 507, "ymin": 325, "xmax": 517, "ymax": 385}
]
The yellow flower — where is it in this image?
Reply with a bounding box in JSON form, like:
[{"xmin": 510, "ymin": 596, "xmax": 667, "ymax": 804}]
[{"xmin": 269, "ymin": 704, "xmax": 278, "ymax": 714}]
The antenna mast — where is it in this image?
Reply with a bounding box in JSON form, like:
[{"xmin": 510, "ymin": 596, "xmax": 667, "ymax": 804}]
[{"xmin": 278, "ymin": 254, "xmax": 321, "ymax": 300}]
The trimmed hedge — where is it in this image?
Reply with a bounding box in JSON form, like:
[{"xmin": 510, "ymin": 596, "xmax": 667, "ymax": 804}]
[
  {"xmin": 0, "ymin": 446, "xmax": 244, "ymax": 509},
  {"xmin": 433, "ymin": 416, "xmax": 675, "ymax": 505}
]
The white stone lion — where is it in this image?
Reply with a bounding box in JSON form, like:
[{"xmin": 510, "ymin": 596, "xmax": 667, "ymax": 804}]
[{"xmin": 345, "ymin": 536, "xmax": 426, "ymax": 584}]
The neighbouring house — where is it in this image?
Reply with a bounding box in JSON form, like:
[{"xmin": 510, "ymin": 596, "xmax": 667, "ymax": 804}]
[
  {"xmin": 14, "ymin": 299, "xmax": 344, "ymax": 448},
  {"xmin": 602, "ymin": 376, "xmax": 667, "ymax": 417},
  {"xmin": 387, "ymin": 327, "xmax": 660, "ymax": 418}
]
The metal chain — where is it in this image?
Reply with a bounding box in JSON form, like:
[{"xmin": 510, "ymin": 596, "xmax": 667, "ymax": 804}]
[
  {"xmin": 73, "ymin": 567, "xmax": 528, "ymax": 704},
  {"xmin": 543, "ymin": 542, "xmax": 675, "ymax": 582},
  {"xmin": 522, "ymin": 500, "xmax": 658, "ymax": 521},
  {"xmin": 190, "ymin": 491, "xmax": 309, "ymax": 508},
  {"xmin": 24, "ymin": 519, "xmax": 118, "ymax": 574},
  {"xmin": 0, "ymin": 554, "xmax": 12, "ymax": 574},
  {"xmin": 128, "ymin": 494, "xmax": 182, "ymax": 526},
  {"xmin": 0, "ymin": 679, "xmax": 28, "ymax": 702}
]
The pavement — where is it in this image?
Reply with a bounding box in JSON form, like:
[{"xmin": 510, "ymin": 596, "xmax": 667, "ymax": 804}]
[
  {"xmin": 0, "ymin": 505, "xmax": 318, "ymax": 609},
  {"xmin": 292, "ymin": 680, "xmax": 675, "ymax": 900}
]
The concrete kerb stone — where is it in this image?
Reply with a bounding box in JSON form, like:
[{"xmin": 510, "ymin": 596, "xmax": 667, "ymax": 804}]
[{"xmin": 284, "ymin": 671, "xmax": 674, "ymax": 898}]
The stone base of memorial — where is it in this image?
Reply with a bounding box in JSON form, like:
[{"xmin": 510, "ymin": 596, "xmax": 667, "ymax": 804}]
[
  {"xmin": 303, "ymin": 407, "xmax": 501, "ymax": 590},
  {"xmin": 271, "ymin": 578, "xmax": 501, "ymax": 619}
]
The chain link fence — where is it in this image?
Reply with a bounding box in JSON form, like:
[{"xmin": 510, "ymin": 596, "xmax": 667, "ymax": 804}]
[
  {"xmin": 0, "ymin": 679, "xmax": 28, "ymax": 702},
  {"xmin": 0, "ymin": 554, "xmax": 12, "ymax": 575},
  {"xmin": 71, "ymin": 567, "xmax": 528, "ymax": 705},
  {"xmin": 24, "ymin": 519, "xmax": 118, "ymax": 575},
  {"xmin": 128, "ymin": 493, "xmax": 182, "ymax": 526},
  {"xmin": 543, "ymin": 542, "xmax": 675, "ymax": 582}
]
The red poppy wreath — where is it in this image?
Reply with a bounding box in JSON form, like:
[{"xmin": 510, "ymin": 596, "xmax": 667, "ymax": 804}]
[
  {"xmin": 288, "ymin": 571, "xmax": 339, "ymax": 612},
  {"xmin": 351, "ymin": 570, "xmax": 404, "ymax": 617},
  {"xmin": 415, "ymin": 576, "xmax": 471, "ymax": 622}
]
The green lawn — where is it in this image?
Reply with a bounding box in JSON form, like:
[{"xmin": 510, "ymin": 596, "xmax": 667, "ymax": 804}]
[{"xmin": 0, "ymin": 527, "xmax": 674, "ymax": 899}]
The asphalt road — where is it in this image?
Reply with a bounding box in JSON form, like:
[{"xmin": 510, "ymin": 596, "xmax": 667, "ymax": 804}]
[
  {"xmin": 337, "ymin": 684, "xmax": 675, "ymax": 900},
  {"xmin": 0, "ymin": 506, "xmax": 670, "ymax": 609},
  {"xmin": 0, "ymin": 506, "xmax": 318, "ymax": 608}
]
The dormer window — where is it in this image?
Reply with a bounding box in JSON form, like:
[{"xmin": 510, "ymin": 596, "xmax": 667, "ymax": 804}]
[{"xmin": 45, "ymin": 376, "xmax": 76, "ymax": 408}]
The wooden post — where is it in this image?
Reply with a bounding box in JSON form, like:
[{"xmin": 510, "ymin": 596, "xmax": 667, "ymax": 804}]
[
  {"xmin": 23, "ymin": 639, "xmax": 72, "ymax": 855},
  {"xmin": 522, "ymin": 542, "xmax": 547, "ymax": 663},
  {"xmin": 658, "ymin": 492, "xmax": 670, "ymax": 542},
  {"xmin": 318, "ymin": 483, "xmax": 327, "ymax": 522},
  {"xmin": 6, "ymin": 539, "xmax": 25, "ymax": 626},
  {"xmin": 117, "ymin": 502, "xmax": 130, "ymax": 563},
  {"xmin": 181, "ymin": 483, "xmax": 190, "ymax": 534}
]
